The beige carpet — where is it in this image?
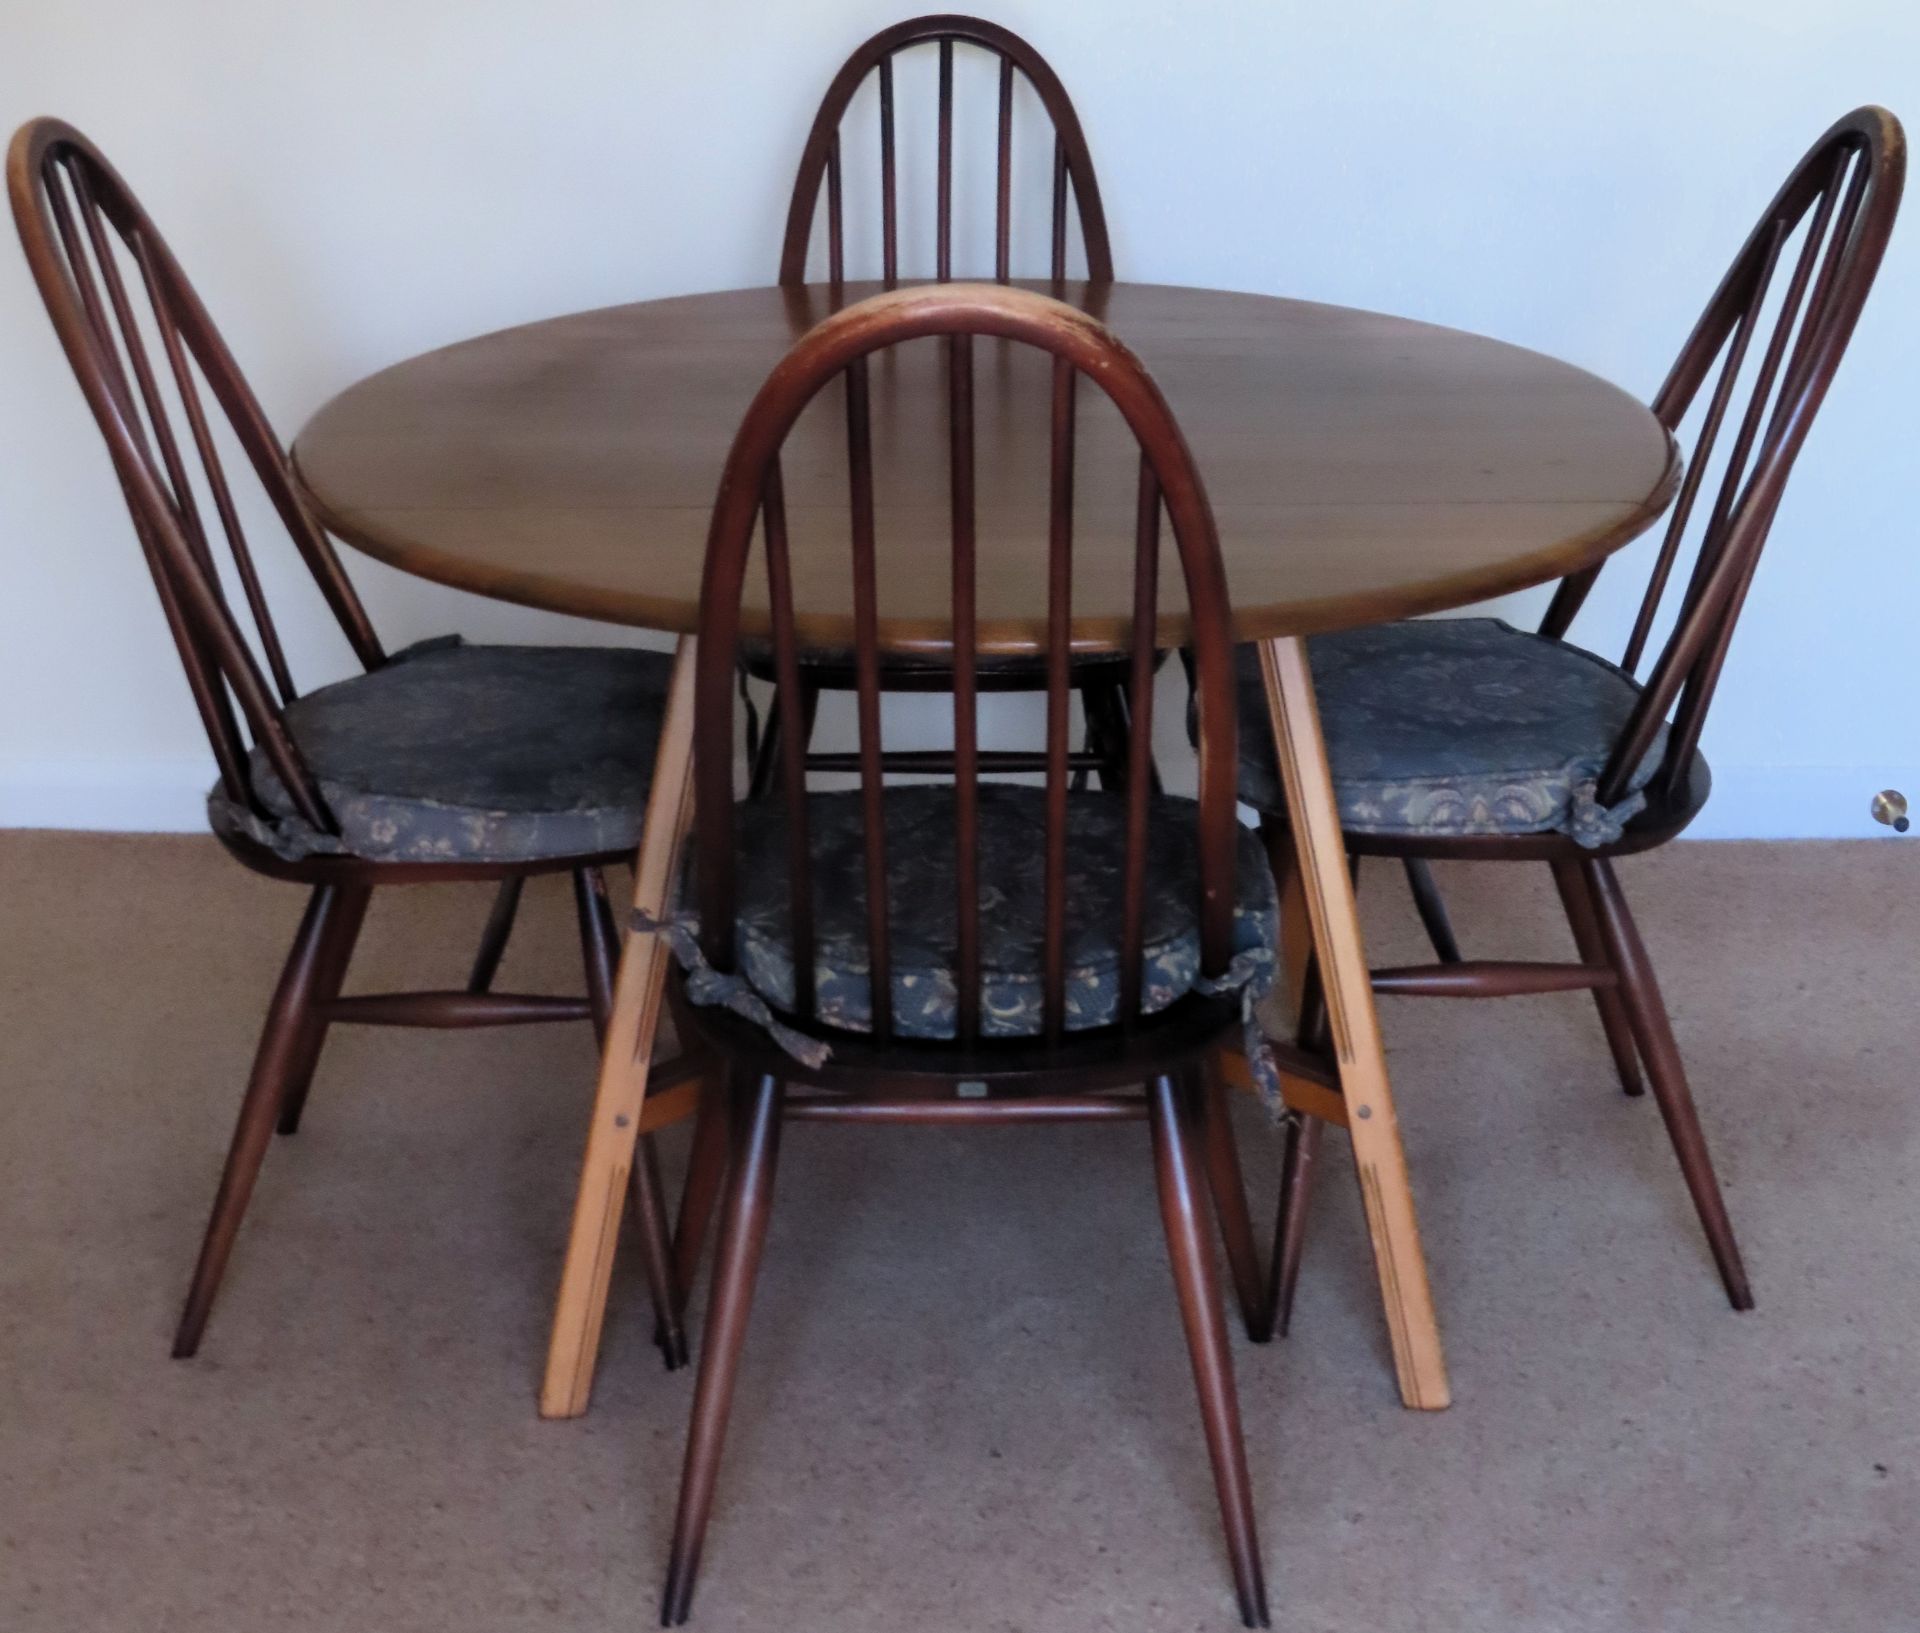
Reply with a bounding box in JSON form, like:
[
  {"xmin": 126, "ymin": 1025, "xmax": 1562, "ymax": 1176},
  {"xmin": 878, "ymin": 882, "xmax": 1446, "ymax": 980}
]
[{"xmin": 1, "ymin": 831, "xmax": 1915, "ymax": 1632}]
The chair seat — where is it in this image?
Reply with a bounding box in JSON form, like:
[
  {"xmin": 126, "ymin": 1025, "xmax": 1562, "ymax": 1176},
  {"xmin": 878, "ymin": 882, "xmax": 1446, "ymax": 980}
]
[
  {"xmin": 692, "ymin": 785, "xmax": 1279, "ymax": 1044},
  {"xmin": 1233, "ymin": 619, "xmax": 1668, "ymax": 847},
  {"xmin": 209, "ymin": 638, "xmax": 673, "ymax": 863}
]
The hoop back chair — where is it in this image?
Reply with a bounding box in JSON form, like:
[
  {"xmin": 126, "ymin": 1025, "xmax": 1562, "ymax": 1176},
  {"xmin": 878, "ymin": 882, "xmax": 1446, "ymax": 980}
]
[
  {"xmin": 653, "ymin": 283, "xmax": 1291, "ymax": 1626},
  {"xmin": 8, "ymin": 117, "xmax": 692, "ymax": 1364},
  {"xmin": 1247, "ymin": 106, "xmax": 1906, "ymax": 1334},
  {"xmin": 750, "ymin": 15, "xmax": 1143, "ymax": 795},
  {"xmin": 778, "ymin": 12, "xmax": 1113, "ymax": 287}
]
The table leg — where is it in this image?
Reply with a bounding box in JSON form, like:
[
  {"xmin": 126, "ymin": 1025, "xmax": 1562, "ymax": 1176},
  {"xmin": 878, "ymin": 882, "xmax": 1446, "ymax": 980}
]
[
  {"xmin": 1255, "ymin": 635, "xmax": 1450, "ymax": 1410},
  {"xmin": 541, "ymin": 634, "xmax": 699, "ymax": 1419}
]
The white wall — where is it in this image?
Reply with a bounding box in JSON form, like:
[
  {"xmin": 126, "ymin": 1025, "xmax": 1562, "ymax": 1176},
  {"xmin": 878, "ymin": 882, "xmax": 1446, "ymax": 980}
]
[{"xmin": 2, "ymin": 0, "xmax": 1915, "ymax": 837}]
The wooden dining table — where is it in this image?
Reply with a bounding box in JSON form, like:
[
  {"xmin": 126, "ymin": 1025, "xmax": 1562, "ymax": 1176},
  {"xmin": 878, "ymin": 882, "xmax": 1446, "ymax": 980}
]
[{"xmin": 291, "ymin": 277, "xmax": 1680, "ymax": 1420}]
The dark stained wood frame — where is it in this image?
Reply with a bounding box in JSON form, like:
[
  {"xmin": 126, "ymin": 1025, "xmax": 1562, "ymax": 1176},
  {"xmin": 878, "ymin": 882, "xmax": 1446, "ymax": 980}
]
[
  {"xmin": 1258, "ymin": 105, "xmax": 1906, "ymax": 1334},
  {"xmin": 777, "ymin": 13, "xmax": 1113, "ymax": 287},
  {"xmin": 7, "ymin": 116, "xmax": 696, "ymax": 1365},
  {"xmin": 660, "ymin": 283, "xmax": 1275, "ymax": 1627},
  {"xmin": 761, "ymin": 14, "xmax": 1138, "ymax": 795}
]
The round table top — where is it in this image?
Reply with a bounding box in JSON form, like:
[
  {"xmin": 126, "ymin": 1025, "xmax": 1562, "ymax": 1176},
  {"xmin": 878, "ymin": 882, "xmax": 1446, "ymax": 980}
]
[{"xmin": 292, "ymin": 280, "xmax": 1679, "ymax": 653}]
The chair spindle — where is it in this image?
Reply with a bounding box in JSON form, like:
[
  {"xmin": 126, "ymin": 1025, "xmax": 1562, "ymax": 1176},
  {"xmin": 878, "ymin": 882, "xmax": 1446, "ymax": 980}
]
[
  {"xmin": 1042, "ymin": 354, "xmax": 1077, "ymax": 1041},
  {"xmin": 949, "ymin": 333, "xmax": 982, "ymax": 1044},
  {"xmin": 844, "ymin": 355, "xmax": 893, "ymax": 1037}
]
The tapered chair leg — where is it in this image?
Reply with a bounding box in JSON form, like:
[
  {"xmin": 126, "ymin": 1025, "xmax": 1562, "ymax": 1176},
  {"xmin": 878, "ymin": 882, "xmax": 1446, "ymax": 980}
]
[
  {"xmin": 1080, "ymin": 678, "xmax": 1142, "ymax": 793},
  {"xmin": 1268, "ymin": 1110, "xmax": 1325, "ymax": 1340},
  {"xmin": 670, "ymin": 1080, "xmax": 731, "ymax": 1319},
  {"xmin": 1549, "ymin": 858, "xmax": 1645, "ymax": 1097},
  {"xmin": 633, "ymin": 1141, "xmax": 688, "ymax": 1369},
  {"xmin": 1267, "ymin": 956, "xmax": 1332, "ymax": 1339},
  {"xmin": 1583, "ymin": 858, "xmax": 1752, "ymax": 1309},
  {"xmin": 575, "ymin": 868, "xmax": 686, "ymax": 1369},
  {"xmin": 466, "ymin": 875, "xmax": 526, "ymax": 994},
  {"xmin": 1197, "ymin": 1067, "xmax": 1271, "ymax": 1341},
  {"xmin": 174, "ymin": 883, "xmax": 351, "ymax": 1358},
  {"xmin": 748, "ymin": 679, "xmax": 822, "ymax": 799},
  {"xmin": 662, "ymin": 1071, "xmax": 785, "ymax": 1627},
  {"xmin": 274, "ymin": 881, "xmax": 371, "ymax": 1136},
  {"xmin": 1077, "ymin": 680, "xmax": 1116, "ymax": 791},
  {"xmin": 746, "ymin": 694, "xmax": 782, "ymax": 800},
  {"xmin": 1401, "ymin": 857, "xmax": 1462, "ymax": 964},
  {"xmin": 1148, "ymin": 1073, "xmax": 1269, "ymax": 1629}
]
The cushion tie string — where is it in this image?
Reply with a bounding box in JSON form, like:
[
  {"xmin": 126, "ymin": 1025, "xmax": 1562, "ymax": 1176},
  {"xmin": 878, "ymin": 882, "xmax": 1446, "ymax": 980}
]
[
  {"xmin": 1567, "ymin": 778, "xmax": 1647, "ymax": 849},
  {"xmin": 632, "ymin": 909, "xmax": 833, "ymax": 1070},
  {"xmin": 1193, "ymin": 949, "xmax": 1285, "ymax": 1120}
]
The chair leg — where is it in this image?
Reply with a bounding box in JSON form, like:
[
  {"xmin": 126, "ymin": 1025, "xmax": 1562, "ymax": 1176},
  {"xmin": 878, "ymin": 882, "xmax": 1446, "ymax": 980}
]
[
  {"xmin": 1549, "ymin": 858, "xmax": 1645, "ymax": 1097},
  {"xmin": 746, "ymin": 692, "xmax": 782, "ymax": 800},
  {"xmin": 274, "ymin": 881, "xmax": 371, "ymax": 1136},
  {"xmin": 1197, "ymin": 1065, "xmax": 1271, "ymax": 1341},
  {"xmin": 575, "ymin": 868, "xmax": 687, "ymax": 1370},
  {"xmin": 670, "ymin": 1079, "xmax": 731, "ymax": 1319},
  {"xmin": 1401, "ymin": 857, "xmax": 1462, "ymax": 964},
  {"xmin": 1268, "ymin": 1111, "xmax": 1325, "ymax": 1340},
  {"xmin": 737, "ymin": 662, "xmax": 763, "ymax": 778},
  {"xmin": 662, "ymin": 1070, "xmax": 785, "ymax": 1627},
  {"xmin": 1267, "ymin": 956, "xmax": 1331, "ymax": 1339},
  {"xmin": 173, "ymin": 883, "xmax": 352, "ymax": 1358},
  {"xmin": 632, "ymin": 1142, "xmax": 690, "ymax": 1369},
  {"xmin": 466, "ymin": 875, "xmax": 526, "ymax": 994},
  {"xmin": 1582, "ymin": 858, "xmax": 1752, "ymax": 1310},
  {"xmin": 749, "ymin": 679, "xmax": 821, "ymax": 798},
  {"xmin": 1080, "ymin": 678, "xmax": 1126, "ymax": 792},
  {"xmin": 1148, "ymin": 1073, "xmax": 1269, "ymax": 1628}
]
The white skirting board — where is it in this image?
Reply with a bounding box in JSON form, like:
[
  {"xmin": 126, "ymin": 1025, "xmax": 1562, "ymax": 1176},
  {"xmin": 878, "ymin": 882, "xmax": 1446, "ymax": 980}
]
[{"xmin": 1, "ymin": 758, "xmax": 1914, "ymax": 842}]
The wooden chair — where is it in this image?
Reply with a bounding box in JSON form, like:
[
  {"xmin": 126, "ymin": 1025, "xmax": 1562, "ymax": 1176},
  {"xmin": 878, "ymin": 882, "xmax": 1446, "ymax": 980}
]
[
  {"xmin": 8, "ymin": 118, "xmax": 695, "ymax": 1364},
  {"xmin": 1243, "ymin": 107, "xmax": 1906, "ymax": 1334},
  {"xmin": 652, "ymin": 283, "xmax": 1300, "ymax": 1625},
  {"xmin": 746, "ymin": 14, "xmax": 1148, "ymax": 796}
]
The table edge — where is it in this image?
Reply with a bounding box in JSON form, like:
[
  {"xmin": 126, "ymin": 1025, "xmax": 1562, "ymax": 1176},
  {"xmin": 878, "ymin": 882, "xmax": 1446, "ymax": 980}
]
[{"xmin": 297, "ymin": 434, "xmax": 1681, "ymax": 651}]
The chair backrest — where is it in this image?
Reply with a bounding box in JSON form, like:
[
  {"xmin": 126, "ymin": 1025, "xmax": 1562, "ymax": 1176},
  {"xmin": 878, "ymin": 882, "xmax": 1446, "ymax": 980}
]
[
  {"xmin": 1541, "ymin": 105, "xmax": 1904, "ymax": 805},
  {"xmin": 694, "ymin": 283, "xmax": 1238, "ymax": 1051},
  {"xmin": 778, "ymin": 15, "xmax": 1114, "ymax": 287},
  {"xmin": 8, "ymin": 117, "xmax": 384, "ymax": 832}
]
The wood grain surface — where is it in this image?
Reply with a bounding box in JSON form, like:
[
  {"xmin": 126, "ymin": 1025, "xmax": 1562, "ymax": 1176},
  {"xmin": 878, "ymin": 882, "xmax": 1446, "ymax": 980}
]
[{"xmin": 293, "ymin": 280, "xmax": 1677, "ymax": 651}]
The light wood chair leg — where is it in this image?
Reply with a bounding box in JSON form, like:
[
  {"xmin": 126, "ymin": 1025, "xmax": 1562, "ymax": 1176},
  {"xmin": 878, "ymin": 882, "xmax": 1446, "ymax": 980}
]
[
  {"xmin": 1258, "ymin": 814, "xmax": 1333, "ymax": 1111},
  {"xmin": 1256, "ymin": 635, "xmax": 1449, "ymax": 1410},
  {"xmin": 1148, "ymin": 1073, "xmax": 1270, "ymax": 1628},
  {"xmin": 174, "ymin": 883, "xmax": 354, "ymax": 1357},
  {"xmin": 661, "ymin": 1069, "xmax": 785, "ymax": 1627},
  {"xmin": 541, "ymin": 635, "xmax": 699, "ymax": 1419},
  {"xmin": 1549, "ymin": 858, "xmax": 1646, "ymax": 1097},
  {"xmin": 1276, "ymin": 839, "xmax": 1315, "ymax": 1011},
  {"xmin": 575, "ymin": 866, "xmax": 686, "ymax": 1371}
]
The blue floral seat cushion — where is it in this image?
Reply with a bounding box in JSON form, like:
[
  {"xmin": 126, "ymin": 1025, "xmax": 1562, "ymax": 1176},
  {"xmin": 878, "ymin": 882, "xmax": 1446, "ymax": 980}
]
[
  {"xmin": 207, "ymin": 638, "xmax": 672, "ymax": 864},
  {"xmin": 1232, "ymin": 619, "xmax": 1668, "ymax": 848},
  {"xmin": 665, "ymin": 785, "xmax": 1279, "ymax": 1049}
]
